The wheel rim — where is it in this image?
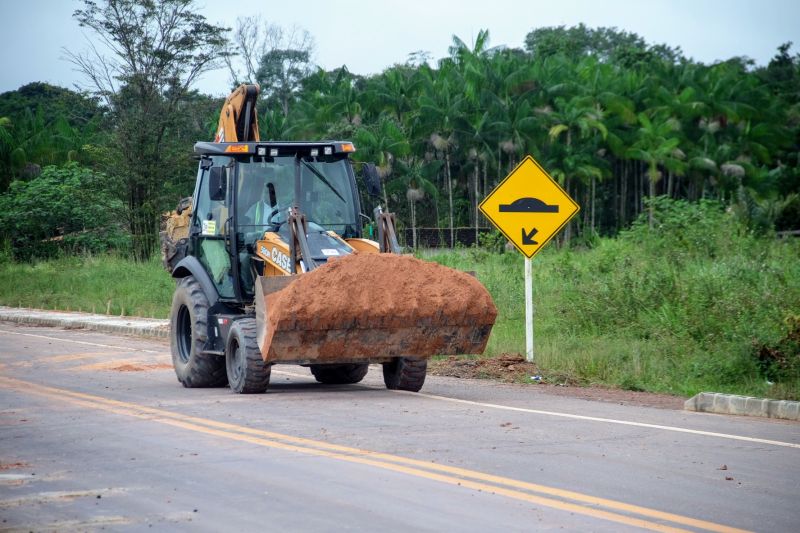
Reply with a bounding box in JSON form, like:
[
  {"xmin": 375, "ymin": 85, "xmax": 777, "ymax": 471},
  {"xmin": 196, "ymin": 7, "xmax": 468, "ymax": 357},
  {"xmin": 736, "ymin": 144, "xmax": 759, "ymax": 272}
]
[{"xmin": 176, "ymin": 305, "xmax": 192, "ymax": 363}]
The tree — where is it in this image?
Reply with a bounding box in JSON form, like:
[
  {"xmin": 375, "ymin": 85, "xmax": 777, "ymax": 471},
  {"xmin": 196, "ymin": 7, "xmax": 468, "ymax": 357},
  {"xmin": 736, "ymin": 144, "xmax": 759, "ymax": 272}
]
[
  {"xmin": 0, "ymin": 83, "xmax": 105, "ymax": 191},
  {"xmin": 547, "ymin": 93, "xmax": 608, "ymax": 238},
  {"xmin": 224, "ymin": 17, "xmax": 316, "ymax": 118},
  {"xmin": 386, "ymin": 158, "xmax": 440, "ymax": 249},
  {"xmin": 67, "ymin": 0, "xmax": 229, "ymax": 261},
  {"xmin": 0, "ymin": 163, "xmax": 126, "ymax": 260},
  {"xmin": 257, "ymin": 47, "xmax": 314, "ymax": 117},
  {"xmin": 254, "ymin": 24, "xmax": 800, "ymax": 242},
  {"xmin": 353, "ymin": 116, "xmax": 410, "ymax": 209},
  {"xmin": 626, "ymin": 112, "xmax": 685, "ymax": 227},
  {"xmin": 0, "ymin": 83, "xmax": 104, "ymax": 130},
  {"xmin": 370, "ymin": 66, "xmax": 421, "ymax": 124},
  {"xmin": 225, "ymin": 16, "xmax": 315, "ymax": 117},
  {"xmin": 419, "ymin": 63, "xmax": 465, "ymax": 247},
  {"xmin": 225, "ymin": 15, "xmax": 281, "ymax": 86},
  {"xmin": 525, "ymin": 24, "xmax": 646, "ymax": 62}
]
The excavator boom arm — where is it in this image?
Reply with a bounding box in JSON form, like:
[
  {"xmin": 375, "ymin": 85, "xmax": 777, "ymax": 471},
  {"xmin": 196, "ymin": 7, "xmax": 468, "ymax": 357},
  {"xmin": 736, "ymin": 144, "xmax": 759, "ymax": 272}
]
[{"xmin": 214, "ymin": 84, "xmax": 261, "ymax": 143}]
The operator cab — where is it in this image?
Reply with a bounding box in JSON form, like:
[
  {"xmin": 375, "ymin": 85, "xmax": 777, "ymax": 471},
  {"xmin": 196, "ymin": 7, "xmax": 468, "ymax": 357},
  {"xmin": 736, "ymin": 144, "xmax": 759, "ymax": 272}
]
[{"xmin": 190, "ymin": 141, "xmax": 363, "ymax": 302}]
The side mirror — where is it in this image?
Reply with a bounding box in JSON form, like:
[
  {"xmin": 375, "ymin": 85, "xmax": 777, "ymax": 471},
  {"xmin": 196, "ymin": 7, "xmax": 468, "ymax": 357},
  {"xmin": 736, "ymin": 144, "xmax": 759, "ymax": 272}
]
[
  {"xmin": 362, "ymin": 163, "xmax": 381, "ymax": 197},
  {"xmin": 209, "ymin": 167, "xmax": 227, "ymax": 201}
]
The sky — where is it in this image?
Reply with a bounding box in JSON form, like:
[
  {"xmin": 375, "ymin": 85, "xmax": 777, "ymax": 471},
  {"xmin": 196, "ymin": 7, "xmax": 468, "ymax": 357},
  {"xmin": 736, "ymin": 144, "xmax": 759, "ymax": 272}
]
[{"xmin": 1, "ymin": 0, "xmax": 798, "ymax": 97}]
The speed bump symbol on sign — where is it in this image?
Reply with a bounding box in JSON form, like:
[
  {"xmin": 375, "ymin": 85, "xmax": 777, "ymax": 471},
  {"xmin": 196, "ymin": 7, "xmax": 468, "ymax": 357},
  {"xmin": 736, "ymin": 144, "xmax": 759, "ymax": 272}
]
[{"xmin": 479, "ymin": 156, "xmax": 579, "ymax": 258}]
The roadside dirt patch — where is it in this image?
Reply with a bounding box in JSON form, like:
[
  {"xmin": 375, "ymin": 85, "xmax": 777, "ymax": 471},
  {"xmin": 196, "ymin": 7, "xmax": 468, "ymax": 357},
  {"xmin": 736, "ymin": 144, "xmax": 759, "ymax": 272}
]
[
  {"xmin": 430, "ymin": 354, "xmax": 685, "ymax": 410},
  {"xmin": 110, "ymin": 363, "xmax": 173, "ymax": 372},
  {"xmin": 0, "ymin": 462, "xmax": 30, "ymax": 471},
  {"xmin": 430, "ymin": 354, "xmax": 539, "ymax": 382},
  {"xmin": 535, "ymin": 383, "xmax": 686, "ymax": 410}
]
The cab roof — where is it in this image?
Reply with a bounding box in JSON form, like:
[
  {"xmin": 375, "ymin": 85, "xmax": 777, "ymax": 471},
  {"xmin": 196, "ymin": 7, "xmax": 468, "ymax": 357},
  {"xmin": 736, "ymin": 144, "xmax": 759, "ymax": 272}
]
[{"xmin": 194, "ymin": 141, "xmax": 356, "ymax": 156}]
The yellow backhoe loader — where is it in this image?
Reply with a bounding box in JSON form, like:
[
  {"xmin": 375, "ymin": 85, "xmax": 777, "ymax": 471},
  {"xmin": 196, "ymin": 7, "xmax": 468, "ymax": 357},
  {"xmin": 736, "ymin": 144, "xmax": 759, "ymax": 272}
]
[{"xmin": 161, "ymin": 84, "xmax": 497, "ymax": 393}]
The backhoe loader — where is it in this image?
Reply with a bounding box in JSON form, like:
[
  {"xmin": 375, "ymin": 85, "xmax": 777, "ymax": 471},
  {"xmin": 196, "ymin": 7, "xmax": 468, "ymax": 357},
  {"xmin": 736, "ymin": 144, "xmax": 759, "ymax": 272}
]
[{"xmin": 161, "ymin": 84, "xmax": 497, "ymax": 393}]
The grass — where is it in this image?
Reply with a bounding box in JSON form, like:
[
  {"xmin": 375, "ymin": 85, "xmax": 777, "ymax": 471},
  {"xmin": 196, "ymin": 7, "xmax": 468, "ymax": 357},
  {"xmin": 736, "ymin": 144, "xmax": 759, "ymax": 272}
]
[
  {"xmin": 423, "ymin": 201, "xmax": 800, "ymax": 400},
  {"xmin": 1, "ymin": 200, "xmax": 798, "ymax": 399},
  {"xmin": 0, "ymin": 254, "xmax": 173, "ymax": 318}
]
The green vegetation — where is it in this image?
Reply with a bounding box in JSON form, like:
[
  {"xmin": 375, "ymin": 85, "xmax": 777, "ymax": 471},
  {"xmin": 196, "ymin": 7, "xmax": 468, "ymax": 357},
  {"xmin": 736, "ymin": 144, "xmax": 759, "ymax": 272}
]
[
  {"xmin": 424, "ymin": 200, "xmax": 800, "ymax": 399},
  {"xmin": 1, "ymin": 200, "xmax": 796, "ymax": 399},
  {"xmin": 1, "ymin": 9, "xmax": 799, "ymax": 261},
  {"xmin": 0, "ymin": 255, "xmax": 172, "ymax": 319},
  {"xmin": 0, "ymin": 163, "xmax": 128, "ymax": 260}
]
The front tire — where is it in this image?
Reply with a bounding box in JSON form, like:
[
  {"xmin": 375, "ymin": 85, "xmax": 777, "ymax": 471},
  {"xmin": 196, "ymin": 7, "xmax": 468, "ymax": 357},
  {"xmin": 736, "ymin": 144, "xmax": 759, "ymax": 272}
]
[
  {"xmin": 226, "ymin": 318, "xmax": 271, "ymax": 394},
  {"xmin": 383, "ymin": 357, "xmax": 427, "ymax": 392},
  {"xmin": 310, "ymin": 363, "xmax": 369, "ymax": 384},
  {"xmin": 170, "ymin": 276, "xmax": 227, "ymax": 388}
]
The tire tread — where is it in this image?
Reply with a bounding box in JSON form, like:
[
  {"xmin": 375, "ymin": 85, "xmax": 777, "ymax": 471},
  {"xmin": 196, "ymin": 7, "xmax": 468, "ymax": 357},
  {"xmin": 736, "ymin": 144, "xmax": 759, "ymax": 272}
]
[
  {"xmin": 383, "ymin": 357, "xmax": 427, "ymax": 392},
  {"xmin": 227, "ymin": 318, "xmax": 271, "ymax": 394},
  {"xmin": 170, "ymin": 276, "xmax": 227, "ymax": 388},
  {"xmin": 310, "ymin": 363, "xmax": 369, "ymax": 384}
]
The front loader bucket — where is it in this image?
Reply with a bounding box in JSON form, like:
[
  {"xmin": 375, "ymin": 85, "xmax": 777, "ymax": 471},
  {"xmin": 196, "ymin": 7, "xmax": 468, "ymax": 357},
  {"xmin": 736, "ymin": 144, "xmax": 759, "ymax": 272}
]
[{"xmin": 254, "ymin": 254, "xmax": 497, "ymax": 364}]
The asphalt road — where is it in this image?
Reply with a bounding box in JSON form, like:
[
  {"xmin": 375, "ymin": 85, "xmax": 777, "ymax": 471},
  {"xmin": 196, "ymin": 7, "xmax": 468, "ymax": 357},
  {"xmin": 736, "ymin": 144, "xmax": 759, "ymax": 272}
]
[{"xmin": 1, "ymin": 322, "xmax": 799, "ymax": 532}]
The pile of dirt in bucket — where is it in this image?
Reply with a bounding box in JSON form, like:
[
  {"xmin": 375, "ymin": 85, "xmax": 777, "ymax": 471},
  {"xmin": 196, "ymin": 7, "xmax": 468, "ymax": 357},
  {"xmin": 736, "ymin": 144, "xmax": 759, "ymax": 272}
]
[{"xmin": 260, "ymin": 253, "xmax": 497, "ymax": 360}]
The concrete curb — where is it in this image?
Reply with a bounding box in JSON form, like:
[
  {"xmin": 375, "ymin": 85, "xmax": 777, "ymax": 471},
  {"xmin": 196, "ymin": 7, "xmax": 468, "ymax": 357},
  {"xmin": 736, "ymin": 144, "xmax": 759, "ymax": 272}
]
[
  {"xmin": 685, "ymin": 392, "xmax": 800, "ymax": 421},
  {"xmin": 0, "ymin": 306, "xmax": 169, "ymax": 339}
]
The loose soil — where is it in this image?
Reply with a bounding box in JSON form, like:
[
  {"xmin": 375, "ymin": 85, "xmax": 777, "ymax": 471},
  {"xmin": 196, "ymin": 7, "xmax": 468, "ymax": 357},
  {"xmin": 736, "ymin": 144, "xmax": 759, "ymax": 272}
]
[
  {"xmin": 261, "ymin": 253, "xmax": 497, "ymax": 359},
  {"xmin": 110, "ymin": 363, "xmax": 173, "ymax": 372},
  {"xmin": 430, "ymin": 354, "xmax": 685, "ymax": 410},
  {"xmin": 0, "ymin": 462, "xmax": 30, "ymax": 471}
]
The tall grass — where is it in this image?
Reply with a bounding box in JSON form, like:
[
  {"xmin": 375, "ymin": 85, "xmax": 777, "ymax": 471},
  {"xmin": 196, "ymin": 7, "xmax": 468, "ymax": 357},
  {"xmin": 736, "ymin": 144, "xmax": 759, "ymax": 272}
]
[
  {"xmin": 1, "ymin": 199, "xmax": 797, "ymax": 398},
  {"xmin": 425, "ymin": 200, "xmax": 800, "ymax": 399},
  {"xmin": 0, "ymin": 254, "xmax": 173, "ymax": 318}
]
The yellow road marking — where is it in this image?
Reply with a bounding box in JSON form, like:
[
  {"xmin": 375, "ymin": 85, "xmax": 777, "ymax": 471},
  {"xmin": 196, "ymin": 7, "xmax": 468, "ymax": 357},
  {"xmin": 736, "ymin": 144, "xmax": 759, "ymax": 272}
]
[
  {"xmin": 0, "ymin": 376, "xmax": 749, "ymax": 533},
  {"xmin": 5, "ymin": 328, "xmax": 797, "ymax": 448}
]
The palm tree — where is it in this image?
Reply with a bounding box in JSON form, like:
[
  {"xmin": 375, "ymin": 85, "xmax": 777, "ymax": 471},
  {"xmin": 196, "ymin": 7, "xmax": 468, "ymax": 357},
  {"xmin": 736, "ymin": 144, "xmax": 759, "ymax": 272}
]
[
  {"xmin": 547, "ymin": 94, "xmax": 608, "ymax": 238},
  {"xmin": 418, "ymin": 63, "xmax": 464, "ymax": 247},
  {"xmin": 626, "ymin": 112, "xmax": 686, "ymax": 227},
  {"xmin": 456, "ymin": 111, "xmax": 494, "ymax": 243},
  {"xmin": 353, "ymin": 115, "xmax": 410, "ymax": 210},
  {"xmin": 389, "ymin": 158, "xmax": 441, "ymax": 248},
  {"xmin": 371, "ymin": 66, "xmax": 422, "ymax": 124}
]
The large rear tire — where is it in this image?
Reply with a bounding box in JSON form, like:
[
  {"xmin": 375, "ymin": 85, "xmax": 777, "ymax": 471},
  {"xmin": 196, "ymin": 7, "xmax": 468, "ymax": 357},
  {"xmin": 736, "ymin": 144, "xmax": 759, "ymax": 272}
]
[
  {"xmin": 226, "ymin": 318, "xmax": 271, "ymax": 394},
  {"xmin": 309, "ymin": 363, "xmax": 369, "ymax": 385},
  {"xmin": 382, "ymin": 357, "xmax": 427, "ymax": 392},
  {"xmin": 170, "ymin": 276, "xmax": 227, "ymax": 388}
]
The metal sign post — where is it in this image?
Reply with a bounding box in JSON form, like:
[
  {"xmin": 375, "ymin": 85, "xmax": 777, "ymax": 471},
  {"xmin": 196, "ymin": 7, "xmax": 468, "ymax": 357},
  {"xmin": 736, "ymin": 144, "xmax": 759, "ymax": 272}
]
[{"xmin": 525, "ymin": 256, "xmax": 534, "ymax": 362}]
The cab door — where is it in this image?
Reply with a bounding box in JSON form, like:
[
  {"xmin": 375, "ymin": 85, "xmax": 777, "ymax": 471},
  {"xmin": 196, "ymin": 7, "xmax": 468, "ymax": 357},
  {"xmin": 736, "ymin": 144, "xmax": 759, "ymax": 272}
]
[{"xmin": 191, "ymin": 157, "xmax": 235, "ymax": 299}]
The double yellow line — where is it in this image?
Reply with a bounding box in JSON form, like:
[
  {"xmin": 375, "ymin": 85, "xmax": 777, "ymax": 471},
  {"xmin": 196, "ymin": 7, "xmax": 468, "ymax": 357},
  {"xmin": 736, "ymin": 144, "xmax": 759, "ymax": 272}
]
[{"xmin": 0, "ymin": 376, "xmax": 748, "ymax": 533}]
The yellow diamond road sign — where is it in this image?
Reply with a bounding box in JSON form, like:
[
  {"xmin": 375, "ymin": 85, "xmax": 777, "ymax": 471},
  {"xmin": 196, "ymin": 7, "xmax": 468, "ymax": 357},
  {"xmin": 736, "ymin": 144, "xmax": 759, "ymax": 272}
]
[{"xmin": 479, "ymin": 156, "xmax": 579, "ymax": 259}]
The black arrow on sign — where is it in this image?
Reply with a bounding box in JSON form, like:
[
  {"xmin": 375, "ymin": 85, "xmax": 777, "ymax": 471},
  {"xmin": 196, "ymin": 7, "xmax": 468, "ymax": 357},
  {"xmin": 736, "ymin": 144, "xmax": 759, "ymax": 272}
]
[{"xmin": 522, "ymin": 227, "xmax": 538, "ymax": 245}]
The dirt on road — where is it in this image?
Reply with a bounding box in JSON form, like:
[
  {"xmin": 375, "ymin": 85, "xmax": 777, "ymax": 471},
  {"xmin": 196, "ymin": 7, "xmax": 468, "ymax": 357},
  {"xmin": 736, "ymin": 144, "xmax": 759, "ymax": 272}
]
[{"xmin": 429, "ymin": 354, "xmax": 685, "ymax": 410}]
